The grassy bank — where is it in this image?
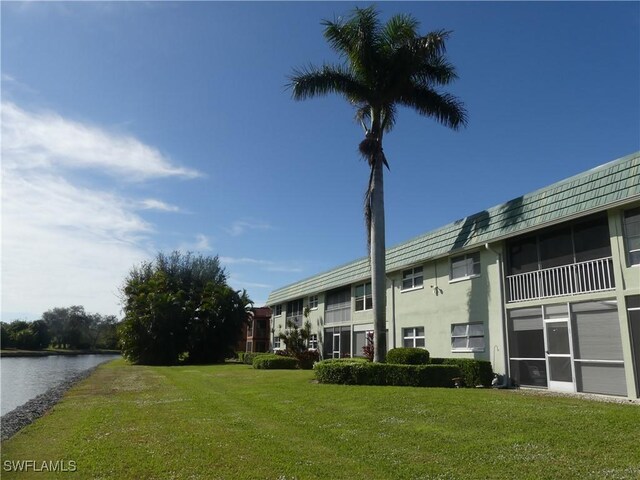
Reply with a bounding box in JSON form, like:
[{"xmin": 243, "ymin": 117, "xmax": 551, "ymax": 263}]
[{"xmin": 1, "ymin": 359, "xmax": 639, "ymax": 479}]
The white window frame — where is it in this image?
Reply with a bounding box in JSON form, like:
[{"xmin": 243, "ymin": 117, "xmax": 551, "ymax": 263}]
[
  {"xmin": 402, "ymin": 327, "xmax": 426, "ymax": 348},
  {"xmin": 401, "ymin": 266, "xmax": 424, "ymax": 292},
  {"xmin": 273, "ymin": 304, "xmax": 282, "ymax": 317},
  {"xmin": 273, "ymin": 336, "xmax": 281, "ymax": 350},
  {"xmin": 308, "ymin": 333, "xmax": 318, "ymax": 350},
  {"xmin": 623, "ymin": 207, "xmax": 640, "ymax": 267},
  {"xmin": 451, "ymin": 322, "xmax": 485, "ymax": 353},
  {"xmin": 449, "ymin": 251, "xmax": 481, "ymax": 282},
  {"xmin": 308, "ymin": 295, "xmax": 319, "ymax": 310},
  {"xmin": 354, "ymin": 283, "xmax": 372, "ymax": 312}
]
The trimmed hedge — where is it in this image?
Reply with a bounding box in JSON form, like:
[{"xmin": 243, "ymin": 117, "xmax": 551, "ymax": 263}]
[
  {"xmin": 252, "ymin": 354, "xmax": 298, "ymax": 370},
  {"xmin": 386, "ymin": 347, "xmax": 430, "ymax": 365},
  {"xmin": 314, "ymin": 360, "xmax": 459, "ymax": 387},
  {"xmin": 430, "ymin": 358, "xmax": 494, "ymax": 387}
]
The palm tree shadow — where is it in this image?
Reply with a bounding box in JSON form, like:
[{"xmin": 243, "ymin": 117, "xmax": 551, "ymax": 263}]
[
  {"xmin": 498, "ymin": 196, "xmax": 525, "ymax": 232},
  {"xmin": 451, "ymin": 210, "xmax": 491, "ymax": 251}
]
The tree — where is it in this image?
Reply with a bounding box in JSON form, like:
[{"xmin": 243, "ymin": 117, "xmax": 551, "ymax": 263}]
[
  {"xmin": 119, "ymin": 251, "xmax": 252, "ymax": 365},
  {"xmin": 1, "ymin": 319, "xmax": 51, "ymax": 350},
  {"xmin": 288, "ymin": 6, "xmax": 466, "ymax": 361}
]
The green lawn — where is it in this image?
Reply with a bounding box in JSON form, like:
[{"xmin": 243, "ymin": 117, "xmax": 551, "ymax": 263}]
[{"xmin": 2, "ymin": 359, "xmax": 639, "ymax": 480}]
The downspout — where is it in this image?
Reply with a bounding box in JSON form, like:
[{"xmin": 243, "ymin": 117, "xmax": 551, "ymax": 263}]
[
  {"xmin": 485, "ymin": 243, "xmax": 510, "ymax": 387},
  {"xmin": 391, "ymin": 278, "xmax": 396, "ymax": 349}
]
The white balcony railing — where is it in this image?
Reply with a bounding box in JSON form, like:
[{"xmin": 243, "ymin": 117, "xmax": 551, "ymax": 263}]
[{"xmin": 507, "ymin": 257, "xmax": 615, "ymax": 303}]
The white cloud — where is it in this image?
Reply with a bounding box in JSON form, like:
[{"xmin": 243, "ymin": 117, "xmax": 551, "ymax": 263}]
[
  {"xmin": 139, "ymin": 198, "xmax": 181, "ymax": 212},
  {"xmin": 178, "ymin": 234, "xmax": 213, "ymax": 252},
  {"xmin": 225, "ymin": 219, "xmax": 273, "ymax": 236},
  {"xmin": 1, "ymin": 102, "xmax": 199, "ymax": 318},
  {"xmin": 1, "ymin": 171, "xmax": 153, "ymax": 318},
  {"xmin": 1, "ymin": 102, "xmax": 201, "ymax": 181}
]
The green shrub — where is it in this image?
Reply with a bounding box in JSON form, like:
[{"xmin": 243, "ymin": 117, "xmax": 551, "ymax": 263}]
[
  {"xmin": 430, "ymin": 358, "xmax": 494, "ymax": 387},
  {"xmin": 314, "ymin": 360, "xmax": 459, "ymax": 387},
  {"xmin": 252, "ymin": 354, "xmax": 298, "ymax": 369},
  {"xmin": 241, "ymin": 352, "xmax": 271, "ymax": 365},
  {"xmin": 386, "ymin": 347, "xmax": 430, "ymax": 365}
]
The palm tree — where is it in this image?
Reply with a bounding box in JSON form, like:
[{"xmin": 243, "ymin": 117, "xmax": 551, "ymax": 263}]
[{"xmin": 288, "ymin": 6, "xmax": 467, "ymax": 362}]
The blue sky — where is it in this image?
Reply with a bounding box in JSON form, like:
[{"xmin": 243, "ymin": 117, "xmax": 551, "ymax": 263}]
[{"xmin": 2, "ymin": 1, "xmax": 639, "ymax": 320}]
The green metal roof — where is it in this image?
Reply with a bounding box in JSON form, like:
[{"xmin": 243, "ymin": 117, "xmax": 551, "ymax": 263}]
[{"xmin": 267, "ymin": 151, "xmax": 640, "ymax": 305}]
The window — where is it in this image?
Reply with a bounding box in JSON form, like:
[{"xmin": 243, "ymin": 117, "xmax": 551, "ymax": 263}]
[
  {"xmin": 308, "ymin": 295, "xmax": 319, "ymax": 310},
  {"xmin": 401, "ymin": 267, "xmax": 424, "ymax": 291},
  {"xmin": 246, "ymin": 341, "xmax": 253, "ymax": 353},
  {"xmin": 273, "ymin": 336, "xmax": 281, "ymax": 350},
  {"xmin": 308, "ymin": 334, "xmax": 318, "ymax": 350},
  {"xmin": 451, "ymin": 323, "xmax": 485, "ymax": 352},
  {"xmin": 624, "ymin": 207, "xmax": 640, "ymax": 266},
  {"xmin": 286, "ymin": 299, "xmax": 304, "ymax": 325},
  {"xmin": 450, "ymin": 252, "xmax": 481, "ymax": 281},
  {"xmin": 325, "ymin": 288, "xmax": 351, "ymax": 324},
  {"xmin": 273, "ymin": 304, "xmax": 282, "ymax": 317},
  {"xmin": 402, "ymin": 327, "xmax": 425, "ymax": 348},
  {"xmin": 247, "ymin": 320, "xmax": 253, "ymax": 337},
  {"xmin": 355, "ymin": 283, "xmax": 372, "ymax": 311},
  {"xmin": 256, "ymin": 319, "xmax": 267, "ymax": 337}
]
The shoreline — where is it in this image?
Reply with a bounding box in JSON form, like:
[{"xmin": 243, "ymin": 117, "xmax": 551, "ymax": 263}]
[
  {"xmin": 0, "ymin": 349, "xmax": 121, "ymax": 358},
  {"xmin": 0, "ymin": 359, "xmax": 115, "ymax": 441}
]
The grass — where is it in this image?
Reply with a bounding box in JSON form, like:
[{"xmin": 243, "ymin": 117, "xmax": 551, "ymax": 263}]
[{"xmin": 2, "ymin": 359, "xmax": 639, "ymax": 480}]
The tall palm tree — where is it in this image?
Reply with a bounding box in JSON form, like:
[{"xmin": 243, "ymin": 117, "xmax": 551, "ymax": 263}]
[{"xmin": 288, "ymin": 6, "xmax": 467, "ymax": 362}]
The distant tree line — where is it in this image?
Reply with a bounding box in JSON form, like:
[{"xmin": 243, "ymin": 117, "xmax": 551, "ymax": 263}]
[{"xmin": 1, "ymin": 306, "xmax": 119, "ymax": 351}]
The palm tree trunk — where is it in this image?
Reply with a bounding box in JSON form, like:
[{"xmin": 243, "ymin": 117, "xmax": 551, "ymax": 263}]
[{"xmin": 370, "ymin": 151, "xmax": 387, "ymax": 363}]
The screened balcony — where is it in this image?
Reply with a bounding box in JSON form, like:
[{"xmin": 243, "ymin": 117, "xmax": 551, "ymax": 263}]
[
  {"xmin": 507, "ymin": 257, "xmax": 615, "ymax": 302},
  {"xmin": 506, "ymin": 214, "xmax": 615, "ymax": 303}
]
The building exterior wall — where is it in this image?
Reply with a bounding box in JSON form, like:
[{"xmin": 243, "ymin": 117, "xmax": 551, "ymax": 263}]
[{"xmin": 267, "ymin": 153, "xmax": 640, "ymax": 399}]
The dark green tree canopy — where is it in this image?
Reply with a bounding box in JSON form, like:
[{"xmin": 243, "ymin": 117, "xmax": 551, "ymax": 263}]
[{"xmin": 119, "ymin": 251, "xmax": 252, "ymax": 365}]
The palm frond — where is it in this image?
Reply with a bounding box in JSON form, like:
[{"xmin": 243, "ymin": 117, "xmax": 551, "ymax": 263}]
[
  {"xmin": 381, "ymin": 103, "xmax": 397, "ymax": 133},
  {"xmin": 413, "ymin": 56, "xmax": 459, "ymax": 86},
  {"xmin": 287, "ymin": 64, "xmax": 367, "ymax": 102},
  {"xmin": 354, "ymin": 103, "xmax": 372, "ymax": 133},
  {"xmin": 399, "ymin": 85, "xmax": 468, "ymax": 130},
  {"xmin": 323, "ymin": 6, "xmax": 381, "ymax": 82},
  {"xmin": 322, "ymin": 16, "xmax": 359, "ymax": 58},
  {"xmin": 381, "ymin": 13, "xmax": 419, "ymax": 51},
  {"xmin": 412, "ymin": 30, "xmax": 452, "ymax": 59}
]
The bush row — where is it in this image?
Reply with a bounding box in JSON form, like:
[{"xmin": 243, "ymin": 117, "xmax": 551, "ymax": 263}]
[
  {"xmin": 314, "ymin": 361, "xmax": 460, "ymax": 387},
  {"xmin": 430, "ymin": 358, "xmax": 494, "ymax": 387},
  {"xmin": 252, "ymin": 354, "xmax": 298, "ymax": 370}
]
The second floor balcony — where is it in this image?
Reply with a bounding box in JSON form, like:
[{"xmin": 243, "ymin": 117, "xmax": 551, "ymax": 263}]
[{"xmin": 506, "ymin": 256, "xmax": 615, "ymax": 303}]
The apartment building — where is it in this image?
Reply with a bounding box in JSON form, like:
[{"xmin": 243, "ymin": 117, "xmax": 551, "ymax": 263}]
[
  {"xmin": 267, "ymin": 152, "xmax": 640, "ymax": 399},
  {"xmin": 237, "ymin": 307, "xmax": 272, "ymax": 353}
]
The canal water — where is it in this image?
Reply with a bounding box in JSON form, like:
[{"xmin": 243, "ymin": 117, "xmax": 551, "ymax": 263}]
[{"xmin": 1, "ymin": 354, "xmax": 119, "ymax": 415}]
